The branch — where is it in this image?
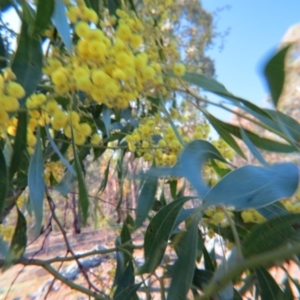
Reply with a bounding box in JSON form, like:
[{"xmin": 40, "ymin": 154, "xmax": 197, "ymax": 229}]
[{"xmin": 196, "ymin": 243, "xmax": 300, "ymax": 299}]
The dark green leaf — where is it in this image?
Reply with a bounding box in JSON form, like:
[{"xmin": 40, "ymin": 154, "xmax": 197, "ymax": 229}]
[
  {"xmin": 203, "ymin": 163, "xmax": 299, "ymax": 210},
  {"xmin": 33, "ymin": 0, "xmax": 55, "ymax": 36},
  {"xmin": 120, "ymin": 216, "xmax": 133, "ymax": 264},
  {"xmin": 256, "ymin": 267, "xmax": 284, "ymax": 300},
  {"xmin": 280, "ymin": 277, "xmax": 294, "ymax": 300},
  {"xmin": 257, "ymin": 202, "xmax": 288, "ymax": 219},
  {"xmin": 203, "ymin": 245, "xmax": 216, "ymax": 272},
  {"xmin": 242, "ymin": 213, "xmax": 300, "ymax": 257},
  {"xmin": 113, "ymin": 260, "xmax": 141, "ymax": 300},
  {"xmin": 71, "ymin": 124, "xmax": 89, "ymax": 224},
  {"xmin": 52, "ymin": 0, "xmax": 72, "ymax": 53},
  {"xmin": 167, "ymin": 216, "xmax": 200, "ymax": 300},
  {"xmin": 97, "ymin": 157, "xmax": 111, "ymax": 193},
  {"xmin": 102, "ymin": 105, "xmax": 111, "ymax": 137},
  {"xmin": 135, "ymin": 170, "xmax": 158, "ymax": 229},
  {"xmin": 137, "ymin": 196, "xmax": 195, "ymax": 274},
  {"xmin": 113, "ymin": 236, "xmax": 125, "ymax": 287},
  {"xmin": 264, "ymin": 45, "xmax": 291, "ymax": 107},
  {"xmin": 0, "ymin": 31, "xmax": 7, "ymax": 68},
  {"xmin": 0, "ymin": 149, "xmax": 7, "ymax": 217},
  {"xmin": 28, "ymin": 128, "xmax": 45, "ymax": 233},
  {"xmin": 9, "ymin": 112, "xmax": 27, "ymax": 182},
  {"xmin": 2, "ymin": 208, "xmax": 27, "ymax": 272},
  {"xmin": 55, "ymin": 168, "xmax": 76, "ymax": 195},
  {"xmin": 11, "ymin": 22, "xmax": 42, "ymax": 106}
]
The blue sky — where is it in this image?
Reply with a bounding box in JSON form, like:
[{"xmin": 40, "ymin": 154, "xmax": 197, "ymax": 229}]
[{"xmin": 201, "ymin": 0, "xmax": 300, "ymax": 119}]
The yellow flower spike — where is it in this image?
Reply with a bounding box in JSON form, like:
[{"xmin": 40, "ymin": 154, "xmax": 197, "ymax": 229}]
[
  {"xmin": 173, "ymin": 63, "xmax": 186, "ymax": 77},
  {"xmin": 6, "ymin": 81, "xmax": 25, "ymax": 99}
]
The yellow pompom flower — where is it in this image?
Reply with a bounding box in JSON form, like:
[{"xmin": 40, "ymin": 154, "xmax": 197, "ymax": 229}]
[
  {"xmin": 91, "ymin": 133, "xmax": 102, "ymax": 145},
  {"xmin": 117, "ymin": 24, "xmax": 132, "ymax": 41},
  {"xmin": 6, "ymin": 81, "xmax": 25, "ymax": 98},
  {"xmin": 27, "ymin": 132, "xmax": 37, "ymax": 147},
  {"xmin": 112, "ymin": 68, "xmax": 127, "ymax": 81},
  {"xmin": 173, "ymin": 63, "xmax": 186, "ymax": 77},
  {"xmin": 92, "ymin": 69, "xmax": 110, "ymax": 87},
  {"xmin": 51, "ymin": 68, "xmax": 68, "ymax": 85},
  {"xmin": 79, "ymin": 123, "xmax": 92, "ymax": 137},
  {"xmin": 69, "ymin": 111, "xmax": 80, "ymax": 125},
  {"xmin": 0, "ymin": 96, "xmax": 19, "ymax": 112},
  {"xmin": 52, "ymin": 110, "xmax": 68, "ymax": 130},
  {"xmin": 130, "ymin": 34, "xmax": 143, "ymax": 48},
  {"xmin": 75, "ymin": 21, "xmax": 90, "ymax": 39},
  {"xmin": 74, "ymin": 132, "xmax": 86, "ymax": 145},
  {"xmin": 45, "ymin": 99, "xmax": 59, "ymax": 115}
]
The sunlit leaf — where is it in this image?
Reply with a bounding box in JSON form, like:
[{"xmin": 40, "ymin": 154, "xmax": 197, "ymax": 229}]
[
  {"xmin": 264, "ymin": 45, "xmax": 291, "ymax": 107},
  {"xmin": 11, "ymin": 22, "xmax": 42, "ymax": 106},
  {"xmin": 203, "ymin": 163, "xmax": 299, "ymax": 210},
  {"xmin": 242, "ymin": 213, "xmax": 300, "ymax": 257},
  {"xmin": 167, "ymin": 216, "xmax": 200, "ymax": 300},
  {"xmin": 2, "ymin": 208, "xmax": 27, "ymax": 272},
  {"xmin": 28, "ymin": 128, "xmax": 45, "ymax": 233},
  {"xmin": 256, "ymin": 267, "xmax": 284, "ymax": 299},
  {"xmin": 52, "ymin": 0, "xmax": 72, "ymax": 53},
  {"xmin": 137, "ymin": 196, "xmax": 196, "ymax": 274}
]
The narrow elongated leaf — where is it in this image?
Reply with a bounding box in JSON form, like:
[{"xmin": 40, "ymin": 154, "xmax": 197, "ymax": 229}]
[
  {"xmin": 2, "ymin": 208, "xmax": 27, "ymax": 272},
  {"xmin": 9, "ymin": 112, "xmax": 27, "ymax": 182},
  {"xmin": 0, "ymin": 149, "xmax": 7, "ymax": 217},
  {"xmin": 54, "ymin": 168, "xmax": 76, "ymax": 195},
  {"xmin": 113, "ymin": 236, "xmax": 125, "ymax": 287},
  {"xmin": 207, "ymin": 117, "xmax": 295, "ymax": 153},
  {"xmin": 0, "ymin": 31, "xmax": 7, "ymax": 68},
  {"xmin": 71, "ymin": 124, "xmax": 89, "ymax": 224},
  {"xmin": 203, "ymin": 163, "xmax": 299, "ymax": 210},
  {"xmin": 113, "ymin": 261, "xmax": 140, "ymax": 300},
  {"xmin": 45, "ymin": 125, "xmax": 75, "ymax": 176},
  {"xmin": 137, "ymin": 196, "xmax": 196, "ymax": 274},
  {"xmin": 167, "ymin": 216, "xmax": 200, "ymax": 300},
  {"xmin": 280, "ymin": 278, "xmax": 294, "ymax": 300},
  {"xmin": 240, "ymin": 127, "xmax": 268, "ymax": 166},
  {"xmin": 242, "ymin": 213, "xmax": 300, "ymax": 257},
  {"xmin": 52, "ymin": 0, "xmax": 72, "ymax": 53},
  {"xmin": 11, "ymin": 22, "xmax": 42, "ymax": 105},
  {"xmin": 33, "ymin": 0, "xmax": 55, "ymax": 36},
  {"xmin": 204, "ymin": 111, "xmax": 246, "ymax": 158},
  {"xmin": 256, "ymin": 267, "xmax": 284, "ymax": 300},
  {"xmin": 264, "ymin": 45, "xmax": 291, "ymax": 107},
  {"xmin": 135, "ymin": 171, "xmax": 158, "ymax": 229},
  {"xmin": 203, "ymin": 245, "xmax": 215, "ymax": 272},
  {"xmin": 102, "ymin": 105, "xmax": 111, "ymax": 137},
  {"xmin": 257, "ymin": 202, "xmax": 288, "ymax": 219},
  {"xmin": 28, "ymin": 128, "xmax": 45, "ymax": 233},
  {"xmin": 97, "ymin": 157, "xmax": 111, "ymax": 194}
]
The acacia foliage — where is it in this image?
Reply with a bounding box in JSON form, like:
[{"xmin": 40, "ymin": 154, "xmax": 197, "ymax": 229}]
[{"xmin": 0, "ymin": 1, "xmax": 300, "ymax": 299}]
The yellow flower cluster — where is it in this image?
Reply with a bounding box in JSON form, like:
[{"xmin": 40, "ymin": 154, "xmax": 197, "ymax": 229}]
[
  {"xmin": 125, "ymin": 116, "xmax": 184, "ymax": 166},
  {"xmin": 204, "ymin": 208, "xmax": 234, "ymax": 226},
  {"xmin": 0, "ymin": 74, "xmax": 25, "ymax": 124},
  {"xmin": 241, "ymin": 209, "xmax": 265, "ymax": 223},
  {"xmin": 43, "ymin": 3, "xmax": 165, "ymax": 110},
  {"xmin": 0, "ymin": 224, "xmax": 15, "ymax": 242},
  {"xmin": 44, "ymin": 161, "xmax": 65, "ymax": 185}
]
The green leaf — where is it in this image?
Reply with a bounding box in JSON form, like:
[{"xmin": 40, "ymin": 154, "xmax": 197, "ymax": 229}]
[
  {"xmin": 45, "ymin": 125, "xmax": 75, "ymax": 176},
  {"xmin": 9, "ymin": 112, "xmax": 27, "ymax": 182},
  {"xmin": 54, "ymin": 168, "xmax": 76, "ymax": 195},
  {"xmin": 240, "ymin": 126, "xmax": 267, "ymax": 166},
  {"xmin": 11, "ymin": 22, "xmax": 42, "ymax": 106},
  {"xmin": 0, "ymin": 149, "xmax": 7, "ymax": 217},
  {"xmin": 203, "ymin": 111, "xmax": 246, "ymax": 158},
  {"xmin": 203, "ymin": 245, "xmax": 216, "ymax": 272},
  {"xmin": 280, "ymin": 277, "xmax": 294, "ymax": 300},
  {"xmin": 242, "ymin": 213, "xmax": 300, "ymax": 258},
  {"xmin": 102, "ymin": 105, "xmax": 112, "ymax": 137},
  {"xmin": 137, "ymin": 196, "xmax": 196, "ymax": 274},
  {"xmin": 256, "ymin": 267, "xmax": 284, "ymax": 300},
  {"xmin": 0, "ymin": 31, "xmax": 7, "ymax": 68},
  {"xmin": 264, "ymin": 45, "xmax": 291, "ymax": 107},
  {"xmin": 97, "ymin": 157, "xmax": 111, "ymax": 194},
  {"xmin": 113, "ymin": 260, "xmax": 140, "ymax": 300},
  {"xmin": 167, "ymin": 216, "xmax": 200, "ymax": 300},
  {"xmin": 28, "ymin": 128, "xmax": 45, "ymax": 233},
  {"xmin": 71, "ymin": 123, "xmax": 89, "ymax": 224},
  {"xmin": 135, "ymin": 170, "xmax": 158, "ymax": 229},
  {"xmin": 113, "ymin": 236, "xmax": 125, "ymax": 287},
  {"xmin": 120, "ymin": 216, "xmax": 133, "ymax": 264},
  {"xmin": 203, "ymin": 163, "xmax": 299, "ymax": 210},
  {"xmin": 52, "ymin": 0, "xmax": 72, "ymax": 53},
  {"xmin": 33, "ymin": 0, "xmax": 55, "ymax": 36},
  {"xmin": 257, "ymin": 202, "xmax": 288, "ymax": 220},
  {"xmin": 2, "ymin": 208, "xmax": 27, "ymax": 272}
]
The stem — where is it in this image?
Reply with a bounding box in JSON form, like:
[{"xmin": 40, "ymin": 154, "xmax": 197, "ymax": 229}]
[{"xmin": 196, "ymin": 243, "xmax": 300, "ymax": 299}]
